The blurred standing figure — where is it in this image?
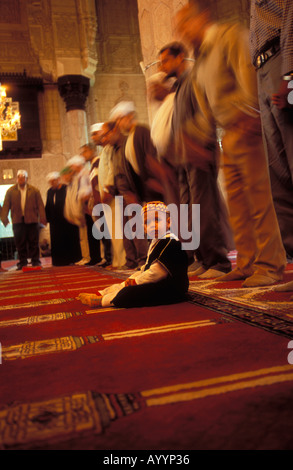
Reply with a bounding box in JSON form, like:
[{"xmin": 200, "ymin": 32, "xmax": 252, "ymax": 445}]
[
  {"xmin": 250, "ymin": 0, "xmax": 293, "ymax": 260},
  {"xmin": 103, "ymin": 114, "xmax": 145, "ymax": 270},
  {"xmin": 175, "ymin": 2, "xmax": 286, "ymax": 287},
  {"xmin": 150, "ymin": 41, "xmax": 232, "ymax": 278},
  {"xmin": 45, "ymin": 172, "xmax": 81, "ymax": 266},
  {"xmin": 149, "ymin": 42, "xmax": 187, "ymax": 207},
  {"xmin": 80, "ymin": 132, "xmax": 112, "ymax": 267},
  {"xmin": 64, "ymin": 155, "xmax": 93, "ymax": 266},
  {"xmin": 111, "ymin": 100, "xmax": 163, "ymax": 203},
  {"xmin": 109, "ymin": 101, "xmax": 154, "ymax": 270},
  {"xmin": 1, "ymin": 170, "xmax": 47, "ymax": 270},
  {"xmin": 93, "ymin": 121, "xmax": 126, "ymax": 270}
]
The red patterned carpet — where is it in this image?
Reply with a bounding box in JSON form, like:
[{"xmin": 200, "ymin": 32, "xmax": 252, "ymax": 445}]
[
  {"xmin": 0, "ymin": 258, "xmax": 293, "ymax": 450},
  {"xmin": 189, "ymin": 263, "xmax": 293, "ymax": 338}
]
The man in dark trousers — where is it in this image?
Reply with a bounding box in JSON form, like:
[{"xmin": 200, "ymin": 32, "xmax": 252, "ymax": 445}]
[
  {"xmin": 1, "ymin": 169, "xmax": 47, "ymax": 270},
  {"xmin": 250, "ymin": 0, "xmax": 293, "ymax": 261},
  {"xmin": 80, "ymin": 123, "xmax": 113, "ymax": 267}
]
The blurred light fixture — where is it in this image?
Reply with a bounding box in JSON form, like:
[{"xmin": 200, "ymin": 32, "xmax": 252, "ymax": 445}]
[
  {"xmin": 0, "ymin": 83, "xmax": 21, "ymax": 151},
  {"xmin": 2, "ymin": 169, "xmax": 14, "ymax": 180}
]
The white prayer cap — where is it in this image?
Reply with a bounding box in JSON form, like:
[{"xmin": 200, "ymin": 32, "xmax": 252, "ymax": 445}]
[
  {"xmin": 90, "ymin": 122, "xmax": 104, "ymax": 133},
  {"xmin": 17, "ymin": 169, "xmax": 28, "ymax": 178},
  {"xmin": 109, "ymin": 101, "xmax": 136, "ymax": 120},
  {"xmin": 67, "ymin": 155, "xmax": 85, "ymax": 167},
  {"xmin": 46, "ymin": 171, "xmax": 60, "ymax": 182}
]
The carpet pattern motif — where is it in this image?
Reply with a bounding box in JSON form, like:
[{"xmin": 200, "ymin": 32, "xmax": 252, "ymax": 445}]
[
  {"xmin": 188, "ymin": 267, "xmax": 293, "ymax": 339},
  {"xmin": 1, "ymin": 364, "xmax": 293, "ymax": 449},
  {"xmin": 1, "ymin": 263, "xmax": 293, "ymax": 450},
  {"xmin": 2, "ymin": 319, "xmax": 217, "ymax": 361}
]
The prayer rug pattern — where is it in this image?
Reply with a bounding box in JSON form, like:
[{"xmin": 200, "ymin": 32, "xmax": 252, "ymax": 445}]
[
  {"xmin": 1, "ymin": 364, "xmax": 293, "ymax": 449},
  {"xmin": 1, "ymin": 263, "xmax": 293, "ymax": 450},
  {"xmin": 188, "ymin": 267, "xmax": 293, "ymax": 339},
  {"xmin": 1, "ymin": 319, "xmax": 217, "ymax": 361}
]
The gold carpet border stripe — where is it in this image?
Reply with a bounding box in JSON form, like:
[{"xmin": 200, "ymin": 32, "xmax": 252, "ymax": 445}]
[
  {"xmin": 103, "ymin": 320, "xmax": 215, "ymax": 340},
  {"xmin": 1, "ymin": 320, "xmax": 217, "ymax": 360},
  {"xmin": 0, "ymin": 269, "xmax": 109, "ymax": 279},
  {"xmin": 1, "ymin": 284, "xmax": 111, "ymax": 301},
  {"xmin": 145, "ymin": 371, "xmax": 293, "ymax": 407},
  {"xmin": 0, "ymin": 298, "xmax": 74, "ymax": 311},
  {"xmin": 1, "ymin": 365, "xmax": 292, "ymax": 449},
  {"xmin": 0, "ymin": 278, "xmax": 112, "ymax": 293},
  {"xmin": 0, "ymin": 273, "xmax": 56, "ymax": 282},
  {"xmin": 141, "ymin": 364, "xmax": 293, "ymax": 397},
  {"xmin": 85, "ymin": 307, "xmax": 123, "ymax": 314},
  {"xmin": 0, "ymin": 273, "xmax": 110, "ymax": 287},
  {"xmin": 0, "ymin": 312, "xmax": 74, "ymax": 328},
  {"xmin": 0, "ymin": 307, "xmax": 123, "ymax": 328},
  {"xmin": 2, "ymin": 289, "xmax": 65, "ymax": 300},
  {"xmin": 50, "ymin": 272, "xmax": 112, "ymax": 279},
  {"xmin": 0, "ymin": 281, "xmax": 55, "ymax": 291}
]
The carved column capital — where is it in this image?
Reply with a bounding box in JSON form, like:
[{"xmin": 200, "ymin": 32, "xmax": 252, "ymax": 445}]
[{"xmin": 57, "ymin": 74, "xmax": 90, "ymax": 111}]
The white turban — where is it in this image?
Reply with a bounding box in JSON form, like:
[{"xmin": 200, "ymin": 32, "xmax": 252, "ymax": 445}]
[
  {"xmin": 17, "ymin": 169, "xmax": 28, "ymax": 178},
  {"xmin": 67, "ymin": 155, "xmax": 85, "ymax": 167},
  {"xmin": 109, "ymin": 101, "xmax": 136, "ymax": 121},
  {"xmin": 46, "ymin": 171, "xmax": 60, "ymax": 182},
  {"xmin": 90, "ymin": 122, "xmax": 104, "ymax": 133}
]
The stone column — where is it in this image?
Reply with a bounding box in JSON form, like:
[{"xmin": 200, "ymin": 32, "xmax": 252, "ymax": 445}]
[{"xmin": 57, "ymin": 74, "xmax": 90, "ymax": 157}]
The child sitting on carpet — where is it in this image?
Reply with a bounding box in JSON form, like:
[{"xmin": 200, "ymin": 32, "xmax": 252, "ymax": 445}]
[{"xmin": 77, "ymin": 201, "xmax": 189, "ymax": 308}]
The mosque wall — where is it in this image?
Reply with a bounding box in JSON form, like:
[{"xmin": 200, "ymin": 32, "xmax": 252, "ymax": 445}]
[
  {"xmin": 0, "ymin": 0, "xmax": 250, "ymax": 209},
  {"xmin": 91, "ymin": 0, "xmax": 148, "ymax": 126}
]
